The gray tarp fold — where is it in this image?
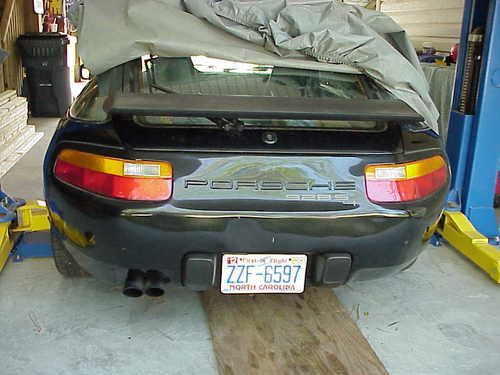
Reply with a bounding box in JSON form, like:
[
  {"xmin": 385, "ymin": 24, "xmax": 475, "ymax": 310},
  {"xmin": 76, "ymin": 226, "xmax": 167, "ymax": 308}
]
[{"xmin": 72, "ymin": 0, "xmax": 439, "ymax": 132}]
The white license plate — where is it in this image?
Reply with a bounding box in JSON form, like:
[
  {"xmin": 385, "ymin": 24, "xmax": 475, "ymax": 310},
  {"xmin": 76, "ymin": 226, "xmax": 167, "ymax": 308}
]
[{"xmin": 220, "ymin": 254, "xmax": 307, "ymax": 294}]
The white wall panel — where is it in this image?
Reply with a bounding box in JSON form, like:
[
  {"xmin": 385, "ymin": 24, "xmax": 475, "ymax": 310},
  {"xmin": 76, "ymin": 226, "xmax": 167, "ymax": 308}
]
[{"xmin": 382, "ymin": 0, "xmax": 464, "ymax": 52}]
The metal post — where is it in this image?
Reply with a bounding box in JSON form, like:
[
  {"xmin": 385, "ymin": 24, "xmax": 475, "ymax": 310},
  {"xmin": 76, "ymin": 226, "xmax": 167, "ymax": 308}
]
[{"xmin": 447, "ymin": 0, "xmax": 500, "ymax": 240}]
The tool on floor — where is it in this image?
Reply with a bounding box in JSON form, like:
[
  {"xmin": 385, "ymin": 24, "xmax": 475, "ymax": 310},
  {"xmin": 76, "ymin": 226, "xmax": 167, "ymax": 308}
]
[{"xmin": 0, "ymin": 188, "xmax": 51, "ymax": 272}]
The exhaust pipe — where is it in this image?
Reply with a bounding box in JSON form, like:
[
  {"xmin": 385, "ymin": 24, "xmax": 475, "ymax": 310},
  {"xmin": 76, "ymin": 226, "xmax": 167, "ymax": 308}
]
[
  {"xmin": 144, "ymin": 270, "xmax": 168, "ymax": 297},
  {"xmin": 123, "ymin": 269, "xmax": 145, "ymax": 298}
]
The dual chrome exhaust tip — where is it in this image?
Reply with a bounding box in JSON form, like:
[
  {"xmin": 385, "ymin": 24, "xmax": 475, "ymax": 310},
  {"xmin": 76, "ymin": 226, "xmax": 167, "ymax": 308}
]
[{"xmin": 123, "ymin": 269, "xmax": 169, "ymax": 298}]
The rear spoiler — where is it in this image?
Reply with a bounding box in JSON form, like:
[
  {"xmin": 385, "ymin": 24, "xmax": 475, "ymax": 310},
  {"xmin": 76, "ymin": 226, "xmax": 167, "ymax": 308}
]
[{"xmin": 103, "ymin": 94, "xmax": 424, "ymax": 122}]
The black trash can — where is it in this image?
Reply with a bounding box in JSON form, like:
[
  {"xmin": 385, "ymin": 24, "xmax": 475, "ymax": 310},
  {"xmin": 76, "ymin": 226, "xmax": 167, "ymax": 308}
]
[{"xmin": 18, "ymin": 33, "xmax": 71, "ymax": 117}]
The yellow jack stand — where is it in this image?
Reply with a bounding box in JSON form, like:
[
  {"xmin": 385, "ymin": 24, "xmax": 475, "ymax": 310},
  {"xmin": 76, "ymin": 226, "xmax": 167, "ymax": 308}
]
[
  {"xmin": 0, "ymin": 199, "xmax": 50, "ymax": 272},
  {"xmin": 10, "ymin": 200, "xmax": 51, "ymax": 234},
  {"xmin": 436, "ymin": 211, "xmax": 500, "ymax": 283},
  {"xmin": 0, "ymin": 221, "xmax": 12, "ymax": 273}
]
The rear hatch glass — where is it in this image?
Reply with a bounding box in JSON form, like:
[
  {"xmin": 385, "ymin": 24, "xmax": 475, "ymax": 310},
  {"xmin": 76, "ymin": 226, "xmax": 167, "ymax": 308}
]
[{"xmin": 71, "ymin": 56, "xmax": 395, "ymax": 132}]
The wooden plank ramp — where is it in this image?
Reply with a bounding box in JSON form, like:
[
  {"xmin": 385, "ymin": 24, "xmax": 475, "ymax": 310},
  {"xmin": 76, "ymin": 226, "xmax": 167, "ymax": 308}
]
[{"xmin": 202, "ymin": 288, "xmax": 388, "ymax": 375}]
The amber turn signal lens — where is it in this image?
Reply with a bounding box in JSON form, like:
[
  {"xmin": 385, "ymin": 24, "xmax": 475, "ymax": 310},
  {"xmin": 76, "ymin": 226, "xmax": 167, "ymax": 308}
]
[
  {"xmin": 54, "ymin": 150, "xmax": 173, "ymax": 201},
  {"xmin": 365, "ymin": 156, "xmax": 448, "ymax": 203}
]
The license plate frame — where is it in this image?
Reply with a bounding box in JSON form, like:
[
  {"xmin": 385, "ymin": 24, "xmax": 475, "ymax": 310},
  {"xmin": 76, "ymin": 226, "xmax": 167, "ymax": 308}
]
[{"xmin": 220, "ymin": 253, "xmax": 308, "ymax": 295}]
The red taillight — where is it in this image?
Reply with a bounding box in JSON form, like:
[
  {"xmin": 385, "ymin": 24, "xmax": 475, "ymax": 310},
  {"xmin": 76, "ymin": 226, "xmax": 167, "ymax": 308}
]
[
  {"xmin": 365, "ymin": 156, "xmax": 448, "ymax": 203},
  {"xmin": 54, "ymin": 150, "xmax": 173, "ymax": 201}
]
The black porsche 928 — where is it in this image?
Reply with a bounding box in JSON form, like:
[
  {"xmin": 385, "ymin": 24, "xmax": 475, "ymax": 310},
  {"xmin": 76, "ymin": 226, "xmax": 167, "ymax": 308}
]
[{"xmin": 44, "ymin": 56, "xmax": 449, "ymax": 297}]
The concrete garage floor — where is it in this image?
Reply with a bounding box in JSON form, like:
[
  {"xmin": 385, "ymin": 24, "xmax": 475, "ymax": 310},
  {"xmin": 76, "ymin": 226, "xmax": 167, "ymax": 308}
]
[{"xmin": 1, "ymin": 118, "xmax": 499, "ymax": 375}]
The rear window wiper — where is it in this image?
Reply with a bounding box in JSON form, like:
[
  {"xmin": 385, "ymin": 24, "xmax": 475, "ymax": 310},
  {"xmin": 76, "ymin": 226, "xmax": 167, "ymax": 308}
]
[
  {"xmin": 145, "ymin": 57, "xmax": 245, "ymax": 130},
  {"xmin": 150, "ymin": 84, "xmax": 245, "ymax": 131},
  {"xmin": 150, "ymin": 83, "xmax": 177, "ymax": 95},
  {"xmin": 208, "ymin": 117, "xmax": 245, "ymax": 132}
]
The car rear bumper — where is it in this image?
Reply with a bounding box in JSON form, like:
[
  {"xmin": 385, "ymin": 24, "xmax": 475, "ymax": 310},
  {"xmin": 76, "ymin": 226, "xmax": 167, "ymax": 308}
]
[{"xmin": 48, "ymin": 184, "xmax": 442, "ymax": 289}]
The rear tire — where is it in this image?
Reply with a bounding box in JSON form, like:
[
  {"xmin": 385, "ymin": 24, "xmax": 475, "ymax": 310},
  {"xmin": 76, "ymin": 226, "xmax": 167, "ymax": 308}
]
[
  {"xmin": 401, "ymin": 257, "xmax": 418, "ymax": 272},
  {"xmin": 52, "ymin": 233, "xmax": 89, "ymax": 277}
]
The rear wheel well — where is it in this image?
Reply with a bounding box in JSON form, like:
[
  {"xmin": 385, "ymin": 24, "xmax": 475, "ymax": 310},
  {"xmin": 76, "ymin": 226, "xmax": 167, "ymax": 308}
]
[{"xmin": 52, "ymin": 231, "xmax": 89, "ymax": 277}]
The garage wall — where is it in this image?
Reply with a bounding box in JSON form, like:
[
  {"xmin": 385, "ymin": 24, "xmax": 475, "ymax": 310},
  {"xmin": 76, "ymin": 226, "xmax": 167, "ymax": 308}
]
[
  {"xmin": 381, "ymin": 0, "xmax": 464, "ymax": 52},
  {"xmin": 0, "ymin": 0, "xmax": 39, "ymax": 93}
]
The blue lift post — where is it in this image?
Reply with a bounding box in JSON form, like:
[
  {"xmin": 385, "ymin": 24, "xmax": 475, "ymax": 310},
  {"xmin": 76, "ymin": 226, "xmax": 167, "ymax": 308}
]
[
  {"xmin": 447, "ymin": 0, "xmax": 499, "ymax": 239},
  {"xmin": 437, "ymin": 0, "xmax": 500, "ymax": 282}
]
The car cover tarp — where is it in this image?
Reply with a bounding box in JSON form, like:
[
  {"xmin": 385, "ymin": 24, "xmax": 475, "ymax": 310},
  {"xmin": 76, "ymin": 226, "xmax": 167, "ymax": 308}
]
[
  {"xmin": 421, "ymin": 63, "xmax": 456, "ymax": 140},
  {"xmin": 71, "ymin": 0, "xmax": 439, "ymax": 132}
]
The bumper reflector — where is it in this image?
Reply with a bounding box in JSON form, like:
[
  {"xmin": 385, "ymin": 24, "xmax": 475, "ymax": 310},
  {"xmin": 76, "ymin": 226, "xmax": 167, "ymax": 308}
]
[
  {"xmin": 54, "ymin": 150, "xmax": 172, "ymax": 201},
  {"xmin": 365, "ymin": 156, "xmax": 448, "ymax": 203}
]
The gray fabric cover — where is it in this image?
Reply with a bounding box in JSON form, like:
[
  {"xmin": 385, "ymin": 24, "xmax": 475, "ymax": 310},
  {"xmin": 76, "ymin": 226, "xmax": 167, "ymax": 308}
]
[
  {"xmin": 421, "ymin": 63, "xmax": 456, "ymax": 140},
  {"xmin": 72, "ymin": 0, "xmax": 439, "ymax": 132}
]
